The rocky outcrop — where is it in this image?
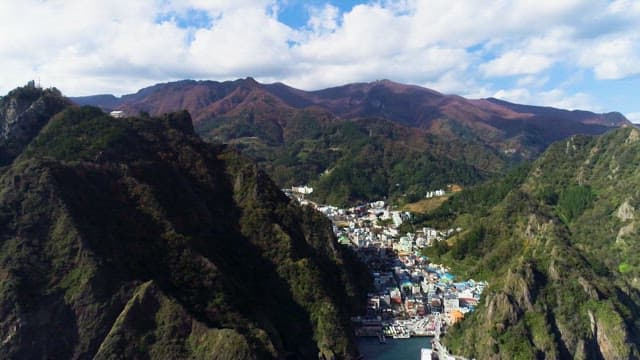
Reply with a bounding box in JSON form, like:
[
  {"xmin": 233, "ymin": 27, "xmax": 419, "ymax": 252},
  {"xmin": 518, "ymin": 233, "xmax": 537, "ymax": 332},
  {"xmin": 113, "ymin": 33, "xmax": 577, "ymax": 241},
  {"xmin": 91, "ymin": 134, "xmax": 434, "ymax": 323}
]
[
  {"xmin": 0, "ymin": 84, "xmax": 70, "ymax": 165},
  {"xmin": 94, "ymin": 281, "xmax": 264, "ymax": 360},
  {"xmin": 616, "ymin": 200, "xmax": 635, "ymax": 221},
  {"xmin": 442, "ymin": 128, "xmax": 640, "ymax": 359}
]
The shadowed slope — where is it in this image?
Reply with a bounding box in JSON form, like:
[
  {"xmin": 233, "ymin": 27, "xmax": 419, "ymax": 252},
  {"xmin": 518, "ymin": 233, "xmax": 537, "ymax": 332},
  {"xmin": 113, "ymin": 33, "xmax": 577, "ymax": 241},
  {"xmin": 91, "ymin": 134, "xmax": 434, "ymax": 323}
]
[{"xmin": 0, "ymin": 106, "xmax": 370, "ymax": 359}]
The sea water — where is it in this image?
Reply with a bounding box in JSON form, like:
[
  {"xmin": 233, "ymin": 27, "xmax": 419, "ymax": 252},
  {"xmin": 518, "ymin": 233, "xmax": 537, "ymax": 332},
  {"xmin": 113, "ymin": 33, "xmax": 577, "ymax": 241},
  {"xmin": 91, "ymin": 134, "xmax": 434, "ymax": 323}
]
[{"xmin": 357, "ymin": 337, "xmax": 432, "ymax": 360}]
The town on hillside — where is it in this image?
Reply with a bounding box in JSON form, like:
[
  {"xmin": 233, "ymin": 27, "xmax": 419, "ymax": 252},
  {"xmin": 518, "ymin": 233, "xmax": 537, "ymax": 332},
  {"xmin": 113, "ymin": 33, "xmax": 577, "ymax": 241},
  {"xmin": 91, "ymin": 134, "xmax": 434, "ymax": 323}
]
[{"xmin": 285, "ymin": 186, "xmax": 486, "ymax": 359}]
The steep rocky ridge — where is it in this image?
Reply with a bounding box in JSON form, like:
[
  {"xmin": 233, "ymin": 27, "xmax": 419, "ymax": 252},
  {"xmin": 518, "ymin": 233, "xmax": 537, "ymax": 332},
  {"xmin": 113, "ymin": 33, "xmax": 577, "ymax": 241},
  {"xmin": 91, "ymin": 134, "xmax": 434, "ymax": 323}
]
[
  {"xmin": 0, "ymin": 105, "xmax": 369, "ymax": 359},
  {"xmin": 426, "ymin": 127, "xmax": 640, "ymax": 359}
]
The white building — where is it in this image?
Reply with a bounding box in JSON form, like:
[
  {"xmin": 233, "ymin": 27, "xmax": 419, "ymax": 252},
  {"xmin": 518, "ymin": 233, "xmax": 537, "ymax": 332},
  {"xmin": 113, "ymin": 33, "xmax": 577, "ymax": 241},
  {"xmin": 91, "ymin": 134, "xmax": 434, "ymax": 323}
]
[
  {"xmin": 110, "ymin": 110, "xmax": 126, "ymax": 118},
  {"xmin": 423, "ymin": 227, "xmax": 438, "ymax": 240},
  {"xmin": 444, "ymin": 297, "xmax": 460, "ymax": 313},
  {"xmin": 292, "ymin": 185, "xmax": 313, "ymax": 194},
  {"xmin": 392, "ymin": 212, "xmax": 403, "ymax": 227},
  {"xmin": 426, "ymin": 189, "xmax": 446, "ymax": 198}
]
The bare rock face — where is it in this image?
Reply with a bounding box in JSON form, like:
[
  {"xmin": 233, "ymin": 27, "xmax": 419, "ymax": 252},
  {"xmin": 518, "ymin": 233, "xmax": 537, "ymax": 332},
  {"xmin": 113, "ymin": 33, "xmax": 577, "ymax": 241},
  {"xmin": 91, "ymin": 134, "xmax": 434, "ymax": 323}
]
[
  {"xmin": 0, "ymin": 84, "xmax": 70, "ymax": 165},
  {"xmin": 616, "ymin": 200, "xmax": 635, "ymax": 222},
  {"xmin": 616, "ymin": 222, "xmax": 636, "ymax": 244},
  {"xmin": 442, "ymin": 128, "xmax": 640, "ymax": 359},
  {"xmin": 625, "ymin": 128, "xmax": 640, "ymax": 144},
  {"xmin": 486, "ymin": 292, "xmax": 520, "ymax": 326},
  {"xmin": 615, "ymin": 200, "xmax": 636, "ymax": 244}
]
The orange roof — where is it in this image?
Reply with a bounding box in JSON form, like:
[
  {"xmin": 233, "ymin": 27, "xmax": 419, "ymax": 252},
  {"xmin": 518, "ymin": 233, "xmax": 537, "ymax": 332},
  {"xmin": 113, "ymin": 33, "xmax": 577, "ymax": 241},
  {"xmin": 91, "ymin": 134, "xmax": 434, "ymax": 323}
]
[{"xmin": 450, "ymin": 310, "xmax": 465, "ymax": 321}]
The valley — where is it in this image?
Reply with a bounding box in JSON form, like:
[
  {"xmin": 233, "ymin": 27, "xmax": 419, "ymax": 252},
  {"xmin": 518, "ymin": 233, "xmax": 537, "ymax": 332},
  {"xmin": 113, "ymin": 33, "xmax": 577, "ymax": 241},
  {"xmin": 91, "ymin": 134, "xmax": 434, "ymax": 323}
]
[
  {"xmin": 286, "ymin": 123, "xmax": 640, "ymax": 359},
  {"xmin": 2, "ymin": 81, "xmax": 640, "ymax": 359},
  {"xmin": 285, "ymin": 189, "xmax": 485, "ymax": 359},
  {"xmin": 5, "ymin": 1, "xmax": 640, "ymax": 359}
]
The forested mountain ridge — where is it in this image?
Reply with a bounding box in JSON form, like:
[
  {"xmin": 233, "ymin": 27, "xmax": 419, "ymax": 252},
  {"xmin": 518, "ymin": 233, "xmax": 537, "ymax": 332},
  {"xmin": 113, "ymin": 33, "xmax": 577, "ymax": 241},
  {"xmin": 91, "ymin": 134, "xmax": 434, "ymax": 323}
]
[
  {"xmin": 72, "ymin": 78, "xmax": 629, "ymax": 157},
  {"xmin": 72, "ymin": 78, "xmax": 629, "ymax": 205},
  {"xmin": 422, "ymin": 126, "xmax": 640, "ymax": 359},
  {"xmin": 0, "ymin": 89, "xmax": 370, "ymax": 359}
]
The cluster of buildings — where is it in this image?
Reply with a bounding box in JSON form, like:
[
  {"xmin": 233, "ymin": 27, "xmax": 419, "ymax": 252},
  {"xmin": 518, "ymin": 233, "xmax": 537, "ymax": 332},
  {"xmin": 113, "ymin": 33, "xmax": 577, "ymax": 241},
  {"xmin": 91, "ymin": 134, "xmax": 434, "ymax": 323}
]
[
  {"xmin": 313, "ymin": 200, "xmax": 460, "ymax": 253},
  {"xmin": 284, "ymin": 189, "xmax": 486, "ymax": 342},
  {"xmin": 352, "ymin": 248, "xmax": 485, "ymax": 338}
]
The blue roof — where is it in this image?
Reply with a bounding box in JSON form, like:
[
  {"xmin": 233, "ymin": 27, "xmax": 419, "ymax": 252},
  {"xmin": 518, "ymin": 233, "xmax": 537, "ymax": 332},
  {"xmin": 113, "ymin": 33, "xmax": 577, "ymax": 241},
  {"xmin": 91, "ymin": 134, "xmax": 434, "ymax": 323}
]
[
  {"xmin": 453, "ymin": 282, "xmax": 467, "ymax": 290},
  {"xmin": 442, "ymin": 273, "xmax": 455, "ymax": 280}
]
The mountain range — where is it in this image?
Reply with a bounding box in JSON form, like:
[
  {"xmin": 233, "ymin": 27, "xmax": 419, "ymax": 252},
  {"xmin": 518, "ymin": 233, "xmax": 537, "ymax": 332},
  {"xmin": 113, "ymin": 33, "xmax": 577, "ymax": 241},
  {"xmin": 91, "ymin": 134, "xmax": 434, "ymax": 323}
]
[
  {"xmin": 72, "ymin": 78, "xmax": 628, "ymax": 155},
  {"xmin": 3, "ymin": 79, "xmax": 639, "ymax": 359},
  {"xmin": 72, "ymin": 79, "xmax": 630, "ymax": 205}
]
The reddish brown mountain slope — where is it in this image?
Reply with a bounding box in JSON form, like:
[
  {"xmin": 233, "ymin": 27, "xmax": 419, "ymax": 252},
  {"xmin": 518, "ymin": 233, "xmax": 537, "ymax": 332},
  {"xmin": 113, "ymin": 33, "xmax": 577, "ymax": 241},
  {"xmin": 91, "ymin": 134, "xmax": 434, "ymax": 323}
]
[{"xmin": 71, "ymin": 78, "xmax": 630, "ymax": 159}]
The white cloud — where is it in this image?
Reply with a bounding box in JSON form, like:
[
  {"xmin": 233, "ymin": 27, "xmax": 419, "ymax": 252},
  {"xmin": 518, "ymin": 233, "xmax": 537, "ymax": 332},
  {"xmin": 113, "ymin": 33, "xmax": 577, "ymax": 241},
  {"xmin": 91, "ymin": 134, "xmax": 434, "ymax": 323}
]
[
  {"xmin": 525, "ymin": 27, "xmax": 575, "ymax": 56},
  {"xmin": 188, "ymin": 7, "xmax": 293, "ymax": 76},
  {"xmin": 516, "ymin": 75, "xmax": 549, "ymax": 88},
  {"xmin": 0, "ymin": 0, "xmax": 637, "ymax": 120},
  {"xmin": 626, "ymin": 112, "xmax": 640, "ymax": 124},
  {"xmin": 306, "ymin": 4, "xmax": 340, "ymax": 35},
  {"xmin": 481, "ymin": 51, "xmax": 553, "ymax": 77},
  {"xmin": 578, "ymin": 35, "xmax": 640, "ymax": 80},
  {"xmin": 422, "ymin": 70, "xmax": 491, "ymax": 98},
  {"xmin": 493, "ymin": 87, "xmax": 596, "ymax": 111},
  {"xmin": 0, "ymin": 0, "xmax": 187, "ymax": 95},
  {"xmin": 608, "ymin": 0, "xmax": 640, "ymax": 17},
  {"xmin": 293, "ymin": 4, "xmax": 411, "ymax": 63},
  {"xmin": 493, "ymin": 88, "xmax": 532, "ymax": 104},
  {"xmin": 539, "ymin": 90, "xmax": 595, "ymax": 111}
]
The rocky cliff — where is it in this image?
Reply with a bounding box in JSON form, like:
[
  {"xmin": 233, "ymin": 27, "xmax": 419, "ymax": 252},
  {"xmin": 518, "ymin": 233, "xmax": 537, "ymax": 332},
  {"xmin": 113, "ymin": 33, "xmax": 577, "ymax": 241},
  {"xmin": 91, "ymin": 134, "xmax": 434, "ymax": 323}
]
[
  {"xmin": 0, "ymin": 104, "xmax": 369, "ymax": 359},
  {"xmin": 425, "ymin": 127, "xmax": 640, "ymax": 359},
  {"xmin": 0, "ymin": 83, "xmax": 70, "ymax": 166}
]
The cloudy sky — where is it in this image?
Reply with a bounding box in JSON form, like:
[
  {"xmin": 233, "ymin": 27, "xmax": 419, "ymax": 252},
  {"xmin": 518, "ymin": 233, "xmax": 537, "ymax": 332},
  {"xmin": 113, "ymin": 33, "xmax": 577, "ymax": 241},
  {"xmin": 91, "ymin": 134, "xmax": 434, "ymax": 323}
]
[{"xmin": 1, "ymin": 0, "xmax": 639, "ymax": 121}]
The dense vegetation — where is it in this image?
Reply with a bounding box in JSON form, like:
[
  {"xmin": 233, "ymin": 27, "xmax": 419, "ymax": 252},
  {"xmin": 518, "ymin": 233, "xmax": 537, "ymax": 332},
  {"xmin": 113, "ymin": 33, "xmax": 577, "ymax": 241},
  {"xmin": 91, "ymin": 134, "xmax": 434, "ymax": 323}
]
[
  {"xmin": 414, "ymin": 127, "xmax": 640, "ymax": 359},
  {"xmin": 0, "ymin": 104, "xmax": 371, "ymax": 359},
  {"xmin": 198, "ymin": 112, "xmax": 506, "ymax": 206},
  {"xmin": 403, "ymin": 162, "xmax": 532, "ymax": 231},
  {"xmin": 74, "ymin": 78, "xmax": 628, "ymax": 208},
  {"xmin": 6, "ymin": 80, "xmax": 635, "ymax": 359}
]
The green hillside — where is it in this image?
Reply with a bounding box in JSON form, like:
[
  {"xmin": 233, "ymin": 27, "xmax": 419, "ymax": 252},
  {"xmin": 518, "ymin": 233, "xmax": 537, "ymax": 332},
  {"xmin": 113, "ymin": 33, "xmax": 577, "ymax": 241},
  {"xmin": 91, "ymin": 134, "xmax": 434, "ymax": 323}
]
[
  {"xmin": 0, "ymin": 105, "xmax": 370, "ymax": 359},
  {"xmin": 198, "ymin": 111, "xmax": 507, "ymax": 206},
  {"xmin": 418, "ymin": 127, "xmax": 640, "ymax": 359}
]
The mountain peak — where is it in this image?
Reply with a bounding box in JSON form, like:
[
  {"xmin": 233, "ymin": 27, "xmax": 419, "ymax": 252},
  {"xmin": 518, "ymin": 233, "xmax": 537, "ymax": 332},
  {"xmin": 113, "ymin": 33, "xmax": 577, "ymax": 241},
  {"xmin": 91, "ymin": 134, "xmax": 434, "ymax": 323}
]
[
  {"xmin": 0, "ymin": 84, "xmax": 70, "ymax": 165},
  {"xmin": 242, "ymin": 76, "xmax": 259, "ymax": 85}
]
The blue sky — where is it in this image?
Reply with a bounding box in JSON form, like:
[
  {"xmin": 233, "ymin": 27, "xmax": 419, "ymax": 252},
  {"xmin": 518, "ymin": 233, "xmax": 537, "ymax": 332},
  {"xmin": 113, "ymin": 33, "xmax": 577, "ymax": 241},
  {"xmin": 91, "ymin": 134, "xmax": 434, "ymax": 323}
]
[
  {"xmin": 278, "ymin": 0, "xmax": 363, "ymax": 28},
  {"xmin": 1, "ymin": 0, "xmax": 639, "ymax": 122}
]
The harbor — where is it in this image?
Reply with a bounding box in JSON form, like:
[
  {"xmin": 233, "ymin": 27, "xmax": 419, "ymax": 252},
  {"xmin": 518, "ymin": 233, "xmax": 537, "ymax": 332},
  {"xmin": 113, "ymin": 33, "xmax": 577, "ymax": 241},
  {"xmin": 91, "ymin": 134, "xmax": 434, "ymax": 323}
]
[{"xmin": 357, "ymin": 337, "xmax": 432, "ymax": 360}]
